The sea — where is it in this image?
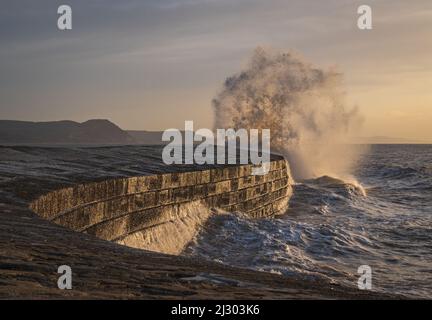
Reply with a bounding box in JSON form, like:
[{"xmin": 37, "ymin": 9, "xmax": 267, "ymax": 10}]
[{"xmin": 185, "ymin": 144, "xmax": 432, "ymax": 298}]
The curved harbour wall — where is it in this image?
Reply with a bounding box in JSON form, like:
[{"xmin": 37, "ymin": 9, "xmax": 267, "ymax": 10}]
[{"xmin": 30, "ymin": 159, "xmax": 292, "ymax": 254}]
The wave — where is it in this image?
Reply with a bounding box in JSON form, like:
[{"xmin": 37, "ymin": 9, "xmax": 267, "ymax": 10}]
[
  {"xmin": 304, "ymin": 175, "xmax": 367, "ymax": 198},
  {"xmin": 366, "ymin": 163, "xmax": 432, "ymax": 193},
  {"xmin": 117, "ymin": 200, "xmax": 213, "ymax": 255},
  {"xmin": 212, "ymin": 47, "xmax": 365, "ymax": 180},
  {"xmin": 183, "ymin": 209, "xmax": 373, "ymax": 289},
  {"xmin": 184, "ymin": 145, "xmax": 432, "ymax": 299},
  {"xmin": 379, "ymin": 165, "xmax": 419, "ymax": 180}
]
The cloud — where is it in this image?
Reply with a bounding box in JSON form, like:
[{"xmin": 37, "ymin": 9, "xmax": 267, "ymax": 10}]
[{"xmin": 0, "ymin": 0, "xmax": 431, "ymax": 141}]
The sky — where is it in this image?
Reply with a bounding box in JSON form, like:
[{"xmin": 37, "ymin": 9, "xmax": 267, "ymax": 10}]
[{"xmin": 0, "ymin": 0, "xmax": 431, "ymax": 142}]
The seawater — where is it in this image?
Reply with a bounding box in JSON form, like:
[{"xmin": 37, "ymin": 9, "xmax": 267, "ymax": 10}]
[{"xmin": 185, "ymin": 145, "xmax": 432, "ymax": 299}]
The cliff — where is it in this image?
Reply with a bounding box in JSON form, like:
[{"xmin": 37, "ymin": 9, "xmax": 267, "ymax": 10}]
[{"xmin": 0, "ymin": 119, "xmax": 134, "ymax": 144}]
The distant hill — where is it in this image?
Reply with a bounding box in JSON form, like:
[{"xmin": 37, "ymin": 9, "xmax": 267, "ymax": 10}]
[
  {"xmin": 127, "ymin": 130, "xmax": 165, "ymax": 145},
  {"xmin": 0, "ymin": 119, "xmax": 212, "ymax": 145},
  {"xmin": 354, "ymin": 136, "xmax": 428, "ymax": 144},
  {"xmin": 0, "ymin": 119, "xmax": 134, "ymax": 144},
  {"xmin": 127, "ymin": 130, "xmax": 204, "ymax": 145}
]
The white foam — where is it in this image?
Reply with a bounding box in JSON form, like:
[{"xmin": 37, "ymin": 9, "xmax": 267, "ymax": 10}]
[{"xmin": 116, "ymin": 200, "xmax": 212, "ymax": 255}]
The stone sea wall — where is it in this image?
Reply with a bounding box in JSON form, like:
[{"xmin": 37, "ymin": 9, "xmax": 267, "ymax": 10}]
[{"xmin": 30, "ymin": 158, "xmax": 292, "ymax": 253}]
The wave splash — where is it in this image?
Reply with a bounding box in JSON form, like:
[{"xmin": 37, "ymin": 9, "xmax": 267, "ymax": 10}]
[
  {"xmin": 213, "ymin": 47, "xmax": 366, "ymax": 180},
  {"xmin": 307, "ymin": 175, "xmax": 367, "ymax": 197},
  {"xmin": 117, "ymin": 200, "xmax": 212, "ymax": 255}
]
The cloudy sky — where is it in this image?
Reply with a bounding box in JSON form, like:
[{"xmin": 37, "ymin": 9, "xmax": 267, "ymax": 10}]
[{"xmin": 0, "ymin": 0, "xmax": 431, "ymax": 141}]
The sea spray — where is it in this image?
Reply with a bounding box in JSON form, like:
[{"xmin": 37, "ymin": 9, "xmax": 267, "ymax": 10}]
[
  {"xmin": 116, "ymin": 200, "xmax": 212, "ymax": 255},
  {"xmin": 213, "ymin": 47, "xmax": 366, "ymax": 180}
]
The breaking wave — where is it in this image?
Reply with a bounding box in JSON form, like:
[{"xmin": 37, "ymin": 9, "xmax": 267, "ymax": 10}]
[
  {"xmin": 117, "ymin": 200, "xmax": 212, "ymax": 255},
  {"xmin": 213, "ymin": 47, "xmax": 366, "ymax": 180}
]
